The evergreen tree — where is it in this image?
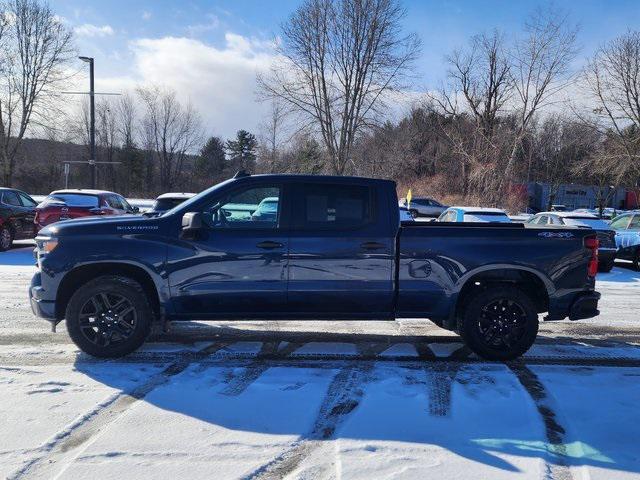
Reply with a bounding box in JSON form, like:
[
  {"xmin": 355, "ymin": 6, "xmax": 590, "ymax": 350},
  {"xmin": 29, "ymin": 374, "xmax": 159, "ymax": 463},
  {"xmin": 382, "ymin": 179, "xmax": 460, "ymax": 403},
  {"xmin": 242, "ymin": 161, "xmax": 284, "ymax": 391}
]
[
  {"xmin": 226, "ymin": 130, "xmax": 257, "ymax": 172},
  {"xmin": 196, "ymin": 136, "xmax": 226, "ymax": 179}
]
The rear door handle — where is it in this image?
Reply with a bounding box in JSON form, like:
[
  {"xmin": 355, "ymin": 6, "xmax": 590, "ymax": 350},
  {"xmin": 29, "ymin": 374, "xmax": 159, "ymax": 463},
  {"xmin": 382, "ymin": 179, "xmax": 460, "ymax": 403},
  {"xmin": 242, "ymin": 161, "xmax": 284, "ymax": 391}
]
[
  {"xmin": 256, "ymin": 241, "xmax": 284, "ymax": 249},
  {"xmin": 360, "ymin": 241, "xmax": 386, "ymax": 250}
]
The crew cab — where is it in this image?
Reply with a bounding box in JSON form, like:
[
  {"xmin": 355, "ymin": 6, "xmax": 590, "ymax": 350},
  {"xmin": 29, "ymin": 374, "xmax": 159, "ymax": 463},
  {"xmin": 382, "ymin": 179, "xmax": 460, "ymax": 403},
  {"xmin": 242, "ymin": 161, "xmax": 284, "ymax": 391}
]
[
  {"xmin": 30, "ymin": 174, "xmax": 601, "ymax": 360},
  {"xmin": 34, "ymin": 189, "xmax": 138, "ymax": 231},
  {"xmin": 0, "ymin": 187, "xmax": 38, "ymax": 251}
]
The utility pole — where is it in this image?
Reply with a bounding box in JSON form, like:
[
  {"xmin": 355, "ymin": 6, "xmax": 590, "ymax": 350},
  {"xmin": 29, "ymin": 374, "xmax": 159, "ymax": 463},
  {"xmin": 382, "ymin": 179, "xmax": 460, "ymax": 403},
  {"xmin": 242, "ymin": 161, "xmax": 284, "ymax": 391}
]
[
  {"xmin": 62, "ymin": 57, "xmax": 120, "ymax": 189},
  {"xmin": 79, "ymin": 56, "xmax": 96, "ymax": 188}
]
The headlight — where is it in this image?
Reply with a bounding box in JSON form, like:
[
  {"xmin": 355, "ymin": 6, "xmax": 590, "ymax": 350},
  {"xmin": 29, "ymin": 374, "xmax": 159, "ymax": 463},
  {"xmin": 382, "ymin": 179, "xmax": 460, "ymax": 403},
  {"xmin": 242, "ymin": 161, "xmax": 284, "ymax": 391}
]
[{"xmin": 36, "ymin": 237, "xmax": 58, "ymax": 254}]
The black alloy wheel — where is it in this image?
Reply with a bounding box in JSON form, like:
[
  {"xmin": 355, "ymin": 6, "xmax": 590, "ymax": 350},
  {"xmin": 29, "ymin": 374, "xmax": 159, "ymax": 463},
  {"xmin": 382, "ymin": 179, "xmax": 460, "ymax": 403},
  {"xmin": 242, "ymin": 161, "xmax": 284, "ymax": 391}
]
[
  {"xmin": 458, "ymin": 286, "xmax": 539, "ymax": 360},
  {"xmin": 66, "ymin": 275, "xmax": 153, "ymax": 358},
  {"xmin": 78, "ymin": 292, "xmax": 137, "ymax": 348}
]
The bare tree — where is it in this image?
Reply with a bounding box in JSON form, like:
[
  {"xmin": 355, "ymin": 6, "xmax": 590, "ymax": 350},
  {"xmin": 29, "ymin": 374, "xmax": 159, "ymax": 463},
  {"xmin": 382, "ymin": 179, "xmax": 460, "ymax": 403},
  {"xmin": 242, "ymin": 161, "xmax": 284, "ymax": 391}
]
[
  {"xmin": 434, "ymin": 30, "xmax": 512, "ymax": 138},
  {"xmin": 0, "ymin": 0, "xmax": 74, "ymax": 185},
  {"xmin": 581, "ymin": 30, "xmax": 640, "ymax": 185},
  {"xmin": 137, "ymin": 86, "xmax": 202, "ymax": 191},
  {"xmin": 504, "ymin": 6, "xmax": 579, "ymax": 179},
  {"xmin": 96, "ymin": 99, "xmax": 117, "ymax": 190},
  {"xmin": 259, "ymin": 0, "xmax": 420, "ymax": 174}
]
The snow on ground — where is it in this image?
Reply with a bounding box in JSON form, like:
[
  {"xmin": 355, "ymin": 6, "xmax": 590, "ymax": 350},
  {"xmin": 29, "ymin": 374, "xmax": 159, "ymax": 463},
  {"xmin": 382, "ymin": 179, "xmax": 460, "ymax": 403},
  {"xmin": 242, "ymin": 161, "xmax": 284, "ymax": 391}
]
[{"xmin": 1, "ymin": 242, "xmax": 640, "ymax": 479}]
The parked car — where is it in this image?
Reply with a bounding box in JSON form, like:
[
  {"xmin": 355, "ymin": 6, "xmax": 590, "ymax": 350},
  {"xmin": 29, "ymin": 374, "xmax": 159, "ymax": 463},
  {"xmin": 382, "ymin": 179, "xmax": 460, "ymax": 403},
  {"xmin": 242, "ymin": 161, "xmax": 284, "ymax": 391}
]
[
  {"xmin": 437, "ymin": 207, "xmax": 512, "ymax": 223},
  {"xmin": 399, "ymin": 206, "xmax": 414, "ymax": 222},
  {"xmin": 400, "ymin": 197, "xmax": 447, "ymax": 218},
  {"xmin": 0, "ymin": 187, "xmax": 38, "ymax": 251},
  {"xmin": 34, "ymin": 189, "xmax": 138, "ymax": 232},
  {"xmin": 30, "ymin": 173, "xmax": 600, "ymax": 361},
  {"xmin": 250, "ymin": 196, "xmax": 279, "ymax": 222},
  {"xmin": 144, "ymin": 192, "xmax": 196, "ymax": 217},
  {"xmin": 527, "ymin": 212, "xmax": 617, "ymax": 272},
  {"xmin": 551, "ymin": 204, "xmax": 569, "ymax": 212},
  {"xmin": 610, "ymin": 212, "xmax": 640, "ymax": 270}
]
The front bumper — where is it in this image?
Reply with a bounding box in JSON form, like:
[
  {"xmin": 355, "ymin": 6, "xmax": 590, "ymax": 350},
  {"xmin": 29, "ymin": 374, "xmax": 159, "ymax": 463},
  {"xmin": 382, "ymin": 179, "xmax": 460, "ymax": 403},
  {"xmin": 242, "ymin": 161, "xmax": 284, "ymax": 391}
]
[
  {"xmin": 545, "ymin": 290, "xmax": 600, "ymax": 321},
  {"xmin": 29, "ymin": 271, "xmax": 56, "ymax": 320}
]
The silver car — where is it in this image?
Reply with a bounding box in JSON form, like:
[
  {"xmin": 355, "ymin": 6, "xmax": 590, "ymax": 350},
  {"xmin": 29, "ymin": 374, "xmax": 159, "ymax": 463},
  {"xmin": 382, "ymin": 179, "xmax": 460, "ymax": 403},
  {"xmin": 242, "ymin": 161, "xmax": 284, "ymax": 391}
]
[{"xmin": 400, "ymin": 197, "xmax": 447, "ymax": 218}]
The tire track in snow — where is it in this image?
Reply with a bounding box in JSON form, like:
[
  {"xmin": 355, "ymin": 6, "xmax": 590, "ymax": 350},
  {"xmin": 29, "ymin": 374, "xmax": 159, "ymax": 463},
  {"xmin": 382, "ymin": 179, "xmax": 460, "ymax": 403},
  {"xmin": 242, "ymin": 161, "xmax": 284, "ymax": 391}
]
[
  {"xmin": 507, "ymin": 361, "xmax": 574, "ymax": 480},
  {"xmin": 246, "ymin": 344, "xmax": 380, "ymax": 480},
  {"xmin": 426, "ymin": 362, "xmax": 463, "ymax": 417},
  {"xmin": 8, "ymin": 341, "xmax": 229, "ymax": 480},
  {"xmin": 220, "ymin": 341, "xmax": 303, "ymax": 396}
]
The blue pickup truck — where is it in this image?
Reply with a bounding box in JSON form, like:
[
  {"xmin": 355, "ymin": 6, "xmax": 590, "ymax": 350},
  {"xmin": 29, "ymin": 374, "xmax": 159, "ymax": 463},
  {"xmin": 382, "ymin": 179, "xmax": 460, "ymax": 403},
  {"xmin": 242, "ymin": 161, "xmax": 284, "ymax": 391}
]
[{"xmin": 30, "ymin": 173, "xmax": 601, "ymax": 360}]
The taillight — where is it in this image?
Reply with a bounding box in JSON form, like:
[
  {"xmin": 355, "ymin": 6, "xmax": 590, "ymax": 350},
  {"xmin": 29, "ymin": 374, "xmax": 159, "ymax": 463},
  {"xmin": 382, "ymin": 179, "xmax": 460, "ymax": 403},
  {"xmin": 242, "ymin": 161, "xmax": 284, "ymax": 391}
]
[{"xmin": 585, "ymin": 236, "xmax": 599, "ymax": 277}]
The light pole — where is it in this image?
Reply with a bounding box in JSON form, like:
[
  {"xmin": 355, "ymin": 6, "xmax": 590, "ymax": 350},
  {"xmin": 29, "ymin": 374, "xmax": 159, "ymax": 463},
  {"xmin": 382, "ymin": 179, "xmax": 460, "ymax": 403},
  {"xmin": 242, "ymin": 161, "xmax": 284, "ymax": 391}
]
[{"xmin": 79, "ymin": 56, "xmax": 95, "ymax": 189}]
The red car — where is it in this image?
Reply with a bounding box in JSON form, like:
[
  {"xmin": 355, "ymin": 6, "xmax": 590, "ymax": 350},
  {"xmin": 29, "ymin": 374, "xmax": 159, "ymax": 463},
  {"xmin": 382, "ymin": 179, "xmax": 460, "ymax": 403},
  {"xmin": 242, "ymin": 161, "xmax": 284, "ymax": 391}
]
[{"xmin": 34, "ymin": 189, "xmax": 138, "ymax": 232}]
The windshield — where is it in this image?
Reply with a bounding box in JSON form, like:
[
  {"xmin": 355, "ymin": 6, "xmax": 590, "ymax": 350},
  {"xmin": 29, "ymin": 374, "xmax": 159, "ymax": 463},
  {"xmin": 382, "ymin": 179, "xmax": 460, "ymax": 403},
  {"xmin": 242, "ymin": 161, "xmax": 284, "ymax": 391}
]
[
  {"xmin": 564, "ymin": 217, "xmax": 611, "ymax": 229},
  {"xmin": 153, "ymin": 198, "xmax": 189, "ymax": 211},
  {"xmin": 463, "ymin": 212, "xmax": 511, "ymax": 223},
  {"xmin": 162, "ymin": 178, "xmax": 235, "ymax": 217},
  {"xmin": 43, "ymin": 194, "xmax": 99, "ymax": 208}
]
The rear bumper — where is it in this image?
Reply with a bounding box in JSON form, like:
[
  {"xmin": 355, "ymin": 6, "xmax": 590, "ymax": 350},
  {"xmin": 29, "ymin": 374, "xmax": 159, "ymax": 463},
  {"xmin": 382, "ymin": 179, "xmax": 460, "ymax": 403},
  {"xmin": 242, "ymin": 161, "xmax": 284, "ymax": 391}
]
[{"xmin": 545, "ymin": 291, "xmax": 600, "ymax": 321}]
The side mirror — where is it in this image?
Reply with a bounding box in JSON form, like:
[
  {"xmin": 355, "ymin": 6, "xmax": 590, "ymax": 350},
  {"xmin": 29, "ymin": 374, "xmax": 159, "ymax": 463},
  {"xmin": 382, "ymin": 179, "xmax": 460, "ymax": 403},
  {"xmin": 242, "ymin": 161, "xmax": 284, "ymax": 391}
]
[
  {"xmin": 132, "ymin": 206, "xmax": 140, "ymax": 214},
  {"xmin": 182, "ymin": 212, "xmax": 203, "ymax": 231}
]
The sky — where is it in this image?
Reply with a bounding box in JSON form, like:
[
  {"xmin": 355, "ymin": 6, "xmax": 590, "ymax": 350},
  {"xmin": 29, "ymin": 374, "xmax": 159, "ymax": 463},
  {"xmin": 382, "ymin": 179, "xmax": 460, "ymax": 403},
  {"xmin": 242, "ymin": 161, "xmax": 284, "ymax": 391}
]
[{"xmin": 52, "ymin": 0, "xmax": 640, "ymax": 139}]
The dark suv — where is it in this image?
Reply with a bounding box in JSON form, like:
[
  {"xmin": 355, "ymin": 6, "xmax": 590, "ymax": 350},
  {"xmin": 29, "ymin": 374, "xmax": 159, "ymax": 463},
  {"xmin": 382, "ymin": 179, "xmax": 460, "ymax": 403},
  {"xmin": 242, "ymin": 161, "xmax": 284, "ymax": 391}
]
[{"xmin": 0, "ymin": 187, "xmax": 38, "ymax": 251}]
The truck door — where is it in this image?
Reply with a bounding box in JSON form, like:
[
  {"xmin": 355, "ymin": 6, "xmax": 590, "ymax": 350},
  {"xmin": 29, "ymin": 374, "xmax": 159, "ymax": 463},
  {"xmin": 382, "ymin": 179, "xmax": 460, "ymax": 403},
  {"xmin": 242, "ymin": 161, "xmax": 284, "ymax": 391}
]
[
  {"xmin": 287, "ymin": 181, "xmax": 395, "ymax": 317},
  {"xmin": 167, "ymin": 182, "xmax": 290, "ymax": 318}
]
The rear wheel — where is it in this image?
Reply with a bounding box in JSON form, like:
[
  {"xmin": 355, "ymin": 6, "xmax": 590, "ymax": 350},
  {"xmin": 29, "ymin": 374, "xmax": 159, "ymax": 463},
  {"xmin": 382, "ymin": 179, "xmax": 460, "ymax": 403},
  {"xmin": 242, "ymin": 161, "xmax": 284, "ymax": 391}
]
[
  {"xmin": 598, "ymin": 259, "xmax": 615, "ymax": 273},
  {"xmin": 0, "ymin": 225, "xmax": 13, "ymax": 251},
  {"xmin": 65, "ymin": 275, "xmax": 153, "ymax": 358},
  {"xmin": 457, "ymin": 286, "xmax": 539, "ymax": 361}
]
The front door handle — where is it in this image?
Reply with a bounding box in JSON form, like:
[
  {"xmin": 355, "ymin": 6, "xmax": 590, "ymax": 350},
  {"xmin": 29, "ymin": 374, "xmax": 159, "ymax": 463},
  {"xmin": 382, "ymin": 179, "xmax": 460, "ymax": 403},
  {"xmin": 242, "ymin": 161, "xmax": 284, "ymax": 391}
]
[
  {"xmin": 360, "ymin": 241, "xmax": 386, "ymax": 250},
  {"xmin": 256, "ymin": 241, "xmax": 284, "ymax": 249}
]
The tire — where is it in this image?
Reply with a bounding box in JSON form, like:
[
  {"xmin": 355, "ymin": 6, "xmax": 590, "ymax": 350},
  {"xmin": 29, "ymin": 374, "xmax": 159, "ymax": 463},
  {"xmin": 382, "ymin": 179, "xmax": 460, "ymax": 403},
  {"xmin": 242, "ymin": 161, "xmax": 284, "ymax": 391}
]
[
  {"xmin": 409, "ymin": 209, "xmax": 419, "ymax": 219},
  {"xmin": 633, "ymin": 249, "xmax": 640, "ymax": 272},
  {"xmin": 598, "ymin": 260, "xmax": 614, "ymax": 273},
  {"xmin": 457, "ymin": 286, "xmax": 539, "ymax": 361},
  {"xmin": 0, "ymin": 225, "xmax": 13, "ymax": 251},
  {"xmin": 65, "ymin": 275, "xmax": 153, "ymax": 358}
]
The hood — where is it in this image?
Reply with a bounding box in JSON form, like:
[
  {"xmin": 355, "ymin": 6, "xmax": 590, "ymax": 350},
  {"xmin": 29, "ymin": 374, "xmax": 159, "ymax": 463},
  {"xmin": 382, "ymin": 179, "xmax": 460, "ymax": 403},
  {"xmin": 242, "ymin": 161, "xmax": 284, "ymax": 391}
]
[{"xmin": 38, "ymin": 215, "xmax": 163, "ymax": 237}]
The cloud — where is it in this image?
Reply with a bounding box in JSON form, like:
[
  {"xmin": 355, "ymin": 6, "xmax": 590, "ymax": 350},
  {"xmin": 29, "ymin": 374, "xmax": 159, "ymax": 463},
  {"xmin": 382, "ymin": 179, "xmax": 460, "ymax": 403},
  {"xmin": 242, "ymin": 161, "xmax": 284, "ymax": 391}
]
[
  {"xmin": 74, "ymin": 23, "xmax": 115, "ymax": 37},
  {"xmin": 142, "ymin": 11, "xmax": 152, "ymax": 21},
  {"xmin": 186, "ymin": 14, "xmax": 220, "ymax": 36},
  {"xmin": 105, "ymin": 33, "xmax": 279, "ymax": 138}
]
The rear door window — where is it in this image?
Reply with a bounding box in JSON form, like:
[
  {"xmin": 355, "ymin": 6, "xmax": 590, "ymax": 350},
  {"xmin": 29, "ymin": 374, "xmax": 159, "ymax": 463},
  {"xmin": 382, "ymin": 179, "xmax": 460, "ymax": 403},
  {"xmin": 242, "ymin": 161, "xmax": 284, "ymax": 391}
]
[
  {"xmin": 2, "ymin": 191, "xmax": 21, "ymax": 206},
  {"xmin": 294, "ymin": 183, "xmax": 372, "ymax": 229}
]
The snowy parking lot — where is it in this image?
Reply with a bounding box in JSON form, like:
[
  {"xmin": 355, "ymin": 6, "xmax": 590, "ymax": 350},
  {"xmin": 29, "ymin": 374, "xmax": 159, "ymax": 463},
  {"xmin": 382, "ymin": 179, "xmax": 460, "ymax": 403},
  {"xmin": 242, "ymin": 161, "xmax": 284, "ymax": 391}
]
[{"xmin": 1, "ymin": 243, "xmax": 640, "ymax": 479}]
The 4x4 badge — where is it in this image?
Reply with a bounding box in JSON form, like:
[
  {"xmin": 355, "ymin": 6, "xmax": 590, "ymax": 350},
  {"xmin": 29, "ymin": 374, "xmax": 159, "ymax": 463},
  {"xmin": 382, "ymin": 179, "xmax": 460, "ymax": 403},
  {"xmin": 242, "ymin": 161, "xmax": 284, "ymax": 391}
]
[{"xmin": 538, "ymin": 231, "xmax": 574, "ymax": 238}]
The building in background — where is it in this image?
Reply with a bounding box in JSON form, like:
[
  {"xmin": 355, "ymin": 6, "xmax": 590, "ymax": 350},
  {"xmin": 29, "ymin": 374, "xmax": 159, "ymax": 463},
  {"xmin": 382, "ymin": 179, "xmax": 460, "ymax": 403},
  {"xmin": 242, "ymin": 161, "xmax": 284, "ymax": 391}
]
[{"xmin": 526, "ymin": 182, "xmax": 635, "ymax": 212}]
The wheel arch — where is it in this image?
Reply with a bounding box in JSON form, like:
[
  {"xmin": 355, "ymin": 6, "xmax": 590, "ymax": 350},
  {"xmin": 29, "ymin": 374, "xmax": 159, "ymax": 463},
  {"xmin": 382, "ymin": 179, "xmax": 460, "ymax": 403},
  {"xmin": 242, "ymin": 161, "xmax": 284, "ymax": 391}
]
[
  {"xmin": 450, "ymin": 266, "xmax": 551, "ymax": 329},
  {"xmin": 55, "ymin": 262, "xmax": 161, "ymax": 321}
]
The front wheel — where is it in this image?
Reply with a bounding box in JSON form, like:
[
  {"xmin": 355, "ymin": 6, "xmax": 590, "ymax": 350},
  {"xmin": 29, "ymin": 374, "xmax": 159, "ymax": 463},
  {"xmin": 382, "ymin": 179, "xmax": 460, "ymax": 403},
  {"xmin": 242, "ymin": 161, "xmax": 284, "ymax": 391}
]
[
  {"xmin": 65, "ymin": 275, "xmax": 153, "ymax": 358},
  {"xmin": 457, "ymin": 286, "xmax": 539, "ymax": 361}
]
